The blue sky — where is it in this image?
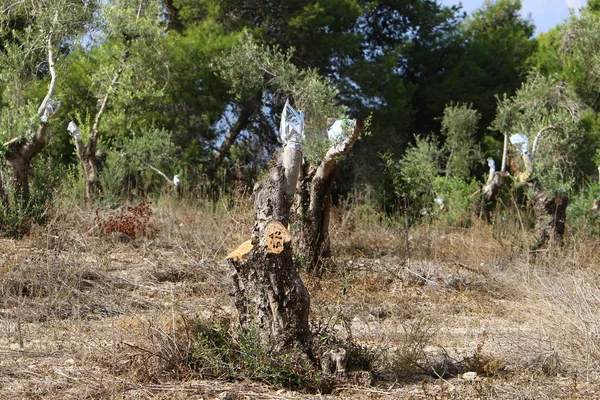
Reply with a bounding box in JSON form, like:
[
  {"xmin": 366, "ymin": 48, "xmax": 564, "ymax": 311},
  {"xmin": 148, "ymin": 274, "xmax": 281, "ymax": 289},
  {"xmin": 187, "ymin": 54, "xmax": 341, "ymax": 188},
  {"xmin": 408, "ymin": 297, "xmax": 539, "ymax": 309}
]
[{"xmin": 439, "ymin": 0, "xmax": 588, "ymax": 35}]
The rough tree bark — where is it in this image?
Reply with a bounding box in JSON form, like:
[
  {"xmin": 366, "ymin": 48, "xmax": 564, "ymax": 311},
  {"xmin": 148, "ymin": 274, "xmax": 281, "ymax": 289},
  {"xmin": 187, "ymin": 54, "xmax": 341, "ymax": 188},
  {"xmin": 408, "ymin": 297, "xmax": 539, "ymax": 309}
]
[
  {"xmin": 70, "ymin": 48, "xmax": 129, "ymax": 201},
  {"xmin": 4, "ymin": 127, "xmax": 50, "ymax": 205},
  {"xmin": 226, "ymin": 103, "xmax": 354, "ymax": 376},
  {"xmin": 293, "ymin": 121, "xmax": 361, "ymax": 272},
  {"xmin": 529, "ymin": 179, "xmax": 568, "ymax": 249},
  {"xmin": 229, "ymin": 165, "xmax": 313, "ymax": 353},
  {"xmin": 226, "ymin": 98, "xmax": 312, "ymax": 353},
  {"xmin": 482, "ymin": 129, "xmax": 510, "ymax": 218}
]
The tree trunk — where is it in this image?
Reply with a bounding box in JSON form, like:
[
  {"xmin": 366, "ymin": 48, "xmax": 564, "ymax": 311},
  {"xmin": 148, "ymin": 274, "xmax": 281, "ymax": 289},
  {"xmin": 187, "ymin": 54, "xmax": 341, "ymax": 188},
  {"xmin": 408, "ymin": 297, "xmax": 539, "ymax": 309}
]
[
  {"xmin": 481, "ymin": 171, "xmax": 508, "ymax": 220},
  {"xmin": 292, "ymin": 120, "xmax": 362, "ymax": 272},
  {"xmin": 4, "ymin": 125, "xmax": 51, "ymax": 206},
  {"xmin": 229, "ymin": 165, "xmax": 312, "ymax": 353},
  {"xmin": 162, "ymin": 0, "xmax": 183, "ymax": 32},
  {"xmin": 208, "ymin": 99, "xmax": 259, "ymax": 178},
  {"xmin": 529, "ymin": 179, "xmax": 568, "ymax": 249},
  {"xmin": 81, "ymin": 150, "xmax": 105, "ymax": 200},
  {"xmin": 1, "ymin": 39, "xmax": 56, "ymax": 207},
  {"xmin": 69, "ymin": 122, "xmax": 106, "ymax": 201},
  {"xmin": 69, "ymin": 49, "xmax": 128, "ymax": 201},
  {"xmin": 6, "ymin": 157, "xmax": 31, "ymax": 205},
  {"xmin": 0, "ymin": 165, "xmax": 7, "ymax": 205},
  {"xmin": 293, "ymin": 162, "xmax": 336, "ymax": 271}
]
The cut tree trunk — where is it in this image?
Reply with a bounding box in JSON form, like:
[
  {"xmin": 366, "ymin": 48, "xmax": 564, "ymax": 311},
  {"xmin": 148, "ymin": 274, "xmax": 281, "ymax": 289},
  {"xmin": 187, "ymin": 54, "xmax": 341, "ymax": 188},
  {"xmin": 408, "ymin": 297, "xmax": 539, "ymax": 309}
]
[
  {"xmin": 1, "ymin": 38, "xmax": 57, "ymax": 207},
  {"xmin": 69, "ymin": 122, "xmax": 106, "ymax": 201},
  {"xmin": 80, "ymin": 148, "xmax": 105, "ymax": 200},
  {"xmin": 4, "ymin": 125, "xmax": 51, "ymax": 206},
  {"xmin": 229, "ymin": 165, "xmax": 312, "ymax": 353},
  {"xmin": 293, "ymin": 121, "xmax": 362, "ymax": 273},
  {"xmin": 481, "ymin": 171, "xmax": 508, "ymax": 220},
  {"xmin": 529, "ymin": 179, "xmax": 568, "ymax": 249},
  {"xmin": 294, "ymin": 162, "xmax": 335, "ymax": 270},
  {"xmin": 70, "ymin": 48, "xmax": 129, "ymax": 201}
]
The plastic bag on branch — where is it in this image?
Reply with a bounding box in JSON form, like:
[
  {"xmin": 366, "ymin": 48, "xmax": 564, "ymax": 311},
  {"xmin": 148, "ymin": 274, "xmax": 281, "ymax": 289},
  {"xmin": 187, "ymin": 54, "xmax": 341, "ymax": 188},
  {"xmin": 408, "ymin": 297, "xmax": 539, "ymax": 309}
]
[
  {"xmin": 280, "ymin": 100, "xmax": 305, "ymax": 197},
  {"xmin": 327, "ymin": 118, "xmax": 356, "ymax": 144},
  {"xmin": 510, "ymin": 133, "xmax": 529, "ymax": 155}
]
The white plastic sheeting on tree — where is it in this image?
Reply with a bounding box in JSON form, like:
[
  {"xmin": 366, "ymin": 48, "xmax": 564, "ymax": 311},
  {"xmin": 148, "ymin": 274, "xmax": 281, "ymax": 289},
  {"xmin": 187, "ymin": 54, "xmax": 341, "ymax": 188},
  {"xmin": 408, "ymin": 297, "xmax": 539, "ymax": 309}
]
[
  {"xmin": 327, "ymin": 118, "xmax": 356, "ymax": 143},
  {"xmin": 280, "ymin": 99, "xmax": 305, "ymax": 149},
  {"xmin": 280, "ymin": 100, "xmax": 305, "ymax": 197},
  {"xmin": 67, "ymin": 121, "xmax": 82, "ymax": 140},
  {"xmin": 510, "ymin": 133, "xmax": 529, "ymax": 154}
]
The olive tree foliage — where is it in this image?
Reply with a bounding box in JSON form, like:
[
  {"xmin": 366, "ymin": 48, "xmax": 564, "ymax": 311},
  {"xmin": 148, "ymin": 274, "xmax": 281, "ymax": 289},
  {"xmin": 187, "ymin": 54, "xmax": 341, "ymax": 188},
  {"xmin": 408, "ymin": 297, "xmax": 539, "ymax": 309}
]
[
  {"xmin": 66, "ymin": 0, "xmax": 171, "ymax": 201},
  {"xmin": 100, "ymin": 128, "xmax": 178, "ymax": 202},
  {"xmin": 491, "ymin": 73, "xmax": 584, "ymax": 192},
  {"xmin": 216, "ymin": 33, "xmax": 342, "ymax": 162},
  {"xmin": 557, "ymin": 4, "xmax": 600, "ymax": 172},
  {"xmin": 559, "ymin": 5, "xmax": 600, "ymax": 109},
  {"xmin": 383, "ymin": 135, "xmax": 442, "ymax": 220},
  {"xmin": 442, "ymin": 103, "xmax": 482, "ymax": 180},
  {"xmin": 384, "ymin": 103, "xmax": 481, "ymax": 224},
  {"xmin": 0, "ymin": 0, "xmax": 95, "ymax": 230}
]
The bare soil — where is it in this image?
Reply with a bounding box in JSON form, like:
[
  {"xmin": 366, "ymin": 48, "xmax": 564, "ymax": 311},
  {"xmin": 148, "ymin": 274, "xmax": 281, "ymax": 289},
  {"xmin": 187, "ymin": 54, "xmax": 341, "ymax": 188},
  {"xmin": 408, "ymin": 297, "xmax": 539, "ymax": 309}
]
[{"xmin": 2, "ymin": 202, "xmax": 600, "ymax": 399}]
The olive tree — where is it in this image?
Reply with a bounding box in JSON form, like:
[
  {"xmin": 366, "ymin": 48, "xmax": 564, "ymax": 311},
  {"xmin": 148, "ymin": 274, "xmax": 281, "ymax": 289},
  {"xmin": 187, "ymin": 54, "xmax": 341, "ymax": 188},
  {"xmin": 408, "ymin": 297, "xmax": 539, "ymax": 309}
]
[
  {"xmin": 0, "ymin": 0, "xmax": 95, "ymax": 206},
  {"xmin": 491, "ymin": 73, "xmax": 585, "ymax": 247},
  {"xmin": 222, "ymin": 35, "xmax": 359, "ymax": 363},
  {"xmin": 67, "ymin": 0, "xmax": 169, "ymax": 200}
]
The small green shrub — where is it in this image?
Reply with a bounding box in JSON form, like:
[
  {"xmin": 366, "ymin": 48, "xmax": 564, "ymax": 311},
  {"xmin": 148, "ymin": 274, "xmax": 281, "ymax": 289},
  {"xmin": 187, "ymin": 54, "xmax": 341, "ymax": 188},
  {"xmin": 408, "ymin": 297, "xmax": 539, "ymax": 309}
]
[
  {"xmin": 0, "ymin": 155, "xmax": 70, "ymax": 237},
  {"xmin": 100, "ymin": 128, "xmax": 178, "ymax": 202},
  {"xmin": 189, "ymin": 320, "xmax": 322, "ymax": 390},
  {"xmin": 433, "ymin": 176, "xmax": 481, "ymax": 227},
  {"xmin": 567, "ymin": 181, "xmax": 600, "ymax": 237}
]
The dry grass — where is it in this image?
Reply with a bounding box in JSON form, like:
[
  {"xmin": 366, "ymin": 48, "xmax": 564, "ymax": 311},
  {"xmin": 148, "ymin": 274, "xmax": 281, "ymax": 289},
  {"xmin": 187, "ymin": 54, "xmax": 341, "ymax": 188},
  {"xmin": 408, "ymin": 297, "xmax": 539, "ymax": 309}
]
[{"xmin": 1, "ymin": 198, "xmax": 600, "ymax": 398}]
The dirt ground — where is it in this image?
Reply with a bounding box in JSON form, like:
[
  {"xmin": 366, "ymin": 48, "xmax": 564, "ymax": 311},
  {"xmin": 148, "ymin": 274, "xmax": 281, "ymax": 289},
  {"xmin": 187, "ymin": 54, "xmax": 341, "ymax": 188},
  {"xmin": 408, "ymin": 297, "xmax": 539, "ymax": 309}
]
[{"xmin": 1, "ymin": 204, "xmax": 600, "ymax": 399}]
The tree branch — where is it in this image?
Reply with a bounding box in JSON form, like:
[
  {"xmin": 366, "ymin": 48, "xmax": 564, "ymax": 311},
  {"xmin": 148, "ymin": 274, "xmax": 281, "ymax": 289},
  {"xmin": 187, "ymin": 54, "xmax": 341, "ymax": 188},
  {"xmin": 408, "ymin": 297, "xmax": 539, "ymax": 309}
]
[
  {"xmin": 37, "ymin": 37, "xmax": 57, "ymax": 119},
  {"xmin": 501, "ymin": 130, "xmax": 509, "ymax": 173},
  {"xmin": 142, "ymin": 161, "xmax": 176, "ymax": 187},
  {"xmin": 315, "ymin": 120, "xmax": 362, "ymax": 181},
  {"xmin": 68, "ymin": 122, "xmax": 85, "ymax": 158},
  {"xmin": 89, "ymin": 48, "xmax": 130, "ymax": 152},
  {"xmin": 531, "ymin": 124, "xmax": 556, "ymax": 160}
]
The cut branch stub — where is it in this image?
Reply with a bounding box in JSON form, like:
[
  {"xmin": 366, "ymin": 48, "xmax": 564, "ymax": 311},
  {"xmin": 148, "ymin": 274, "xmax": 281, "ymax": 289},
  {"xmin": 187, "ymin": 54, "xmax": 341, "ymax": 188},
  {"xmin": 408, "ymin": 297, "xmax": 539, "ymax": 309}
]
[
  {"xmin": 226, "ymin": 239, "xmax": 254, "ymax": 263},
  {"xmin": 263, "ymin": 221, "xmax": 291, "ymax": 254}
]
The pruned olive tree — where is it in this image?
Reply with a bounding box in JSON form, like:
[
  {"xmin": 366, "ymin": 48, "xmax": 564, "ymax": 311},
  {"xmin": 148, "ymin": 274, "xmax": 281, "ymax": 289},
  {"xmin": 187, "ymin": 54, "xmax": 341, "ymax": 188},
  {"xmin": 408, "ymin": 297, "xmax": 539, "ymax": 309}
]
[
  {"xmin": 0, "ymin": 0, "xmax": 94, "ymax": 207},
  {"xmin": 491, "ymin": 73, "xmax": 585, "ymax": 248},
  {"xmin": 222, "ymin": 35, "xmax": 355, "ymax": 363},
  {"xmin": 67, "ymin": 0, "xmax": 168, "ymax": 201},
  {"xmin": 218, "ymin": 34, "xmax": 363, "ymax": 272}
]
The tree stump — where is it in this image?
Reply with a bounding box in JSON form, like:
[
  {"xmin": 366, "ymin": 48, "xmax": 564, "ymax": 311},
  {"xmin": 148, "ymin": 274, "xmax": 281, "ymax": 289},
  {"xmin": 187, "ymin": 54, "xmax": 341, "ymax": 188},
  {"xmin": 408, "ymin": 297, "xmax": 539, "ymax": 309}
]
[{"xmin": 228, "ymin": 166, "xmax": 312, "ymax": 353}]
